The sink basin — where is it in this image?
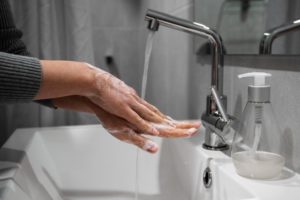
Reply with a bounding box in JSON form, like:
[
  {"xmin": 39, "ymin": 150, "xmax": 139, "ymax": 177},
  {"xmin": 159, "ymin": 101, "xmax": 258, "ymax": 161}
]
[{"xmin": 0, "ymin": 125, "xmax": 299, "ymax": 200}]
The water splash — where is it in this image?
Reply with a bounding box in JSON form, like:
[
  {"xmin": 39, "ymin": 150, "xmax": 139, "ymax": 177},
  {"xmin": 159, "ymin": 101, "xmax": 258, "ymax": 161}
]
[{"xmin": 135, "ymin": 31, "xmax": 156, "ymax": 200}]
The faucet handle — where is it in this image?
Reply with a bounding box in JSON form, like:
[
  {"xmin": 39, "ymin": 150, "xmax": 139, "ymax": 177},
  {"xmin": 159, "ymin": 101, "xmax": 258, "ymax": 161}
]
[{"xmin": 211, "ymin": 86, "xmax": 229, "ymax": 122}]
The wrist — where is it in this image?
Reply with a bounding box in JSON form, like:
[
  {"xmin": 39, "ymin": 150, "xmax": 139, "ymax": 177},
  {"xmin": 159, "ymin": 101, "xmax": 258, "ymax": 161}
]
[
  {"xmin": 81, "ymin": 62, "xmax": 107, "ymax": 97},
  {"xmin": 78, "ymin": 62, "xmax": 97, "ymax": 96},
  {"xmin": 36, "ymin": 60, "xmax": 100, "ymax": 100}
]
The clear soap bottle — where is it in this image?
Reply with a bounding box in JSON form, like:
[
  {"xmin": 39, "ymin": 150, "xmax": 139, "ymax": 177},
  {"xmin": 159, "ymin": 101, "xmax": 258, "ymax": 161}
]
[{"xmin": 231, "ymin": 72, "xmax": 285, "ymax": 179}]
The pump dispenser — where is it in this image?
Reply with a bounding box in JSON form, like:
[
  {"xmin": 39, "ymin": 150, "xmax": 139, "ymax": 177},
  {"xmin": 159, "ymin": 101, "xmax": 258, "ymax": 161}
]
[
  {"xmin": 231, "ymin": 72, "xmax": 285, "ymax": 179},
  {"xmin": 238, "ymin": 72, "xmax": 271, "ymax": 103}
]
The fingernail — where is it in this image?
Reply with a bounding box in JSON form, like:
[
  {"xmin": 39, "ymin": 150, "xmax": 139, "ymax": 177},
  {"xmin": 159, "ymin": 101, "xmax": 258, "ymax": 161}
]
[
  {"xmin": 143, "ymin": 141, "xmax": 158, "ymax": 153},
  {"xmin": 188, "ymin": 128, "xmax": 198, "ymax": 136},
  {"xmin": 194, "ymin": 121, "xmax": 201, "ymax": 128},
  {"xmin": 150, "ymin": 125, "xmax": 160, "ymax": 135}
]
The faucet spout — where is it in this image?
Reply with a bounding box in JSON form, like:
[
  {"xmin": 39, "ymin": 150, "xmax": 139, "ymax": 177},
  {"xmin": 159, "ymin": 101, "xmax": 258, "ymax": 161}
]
[
  {"xmin": 259, "ymin": 19, "xmax": 300, "ymax": 54},
  {"xmin": 145, "ymin": 9, "xmax": 224, "ymax": 95}
]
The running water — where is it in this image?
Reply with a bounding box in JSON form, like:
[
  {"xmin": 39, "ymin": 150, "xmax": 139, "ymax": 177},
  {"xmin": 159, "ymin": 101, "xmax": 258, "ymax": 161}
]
[
  {"xmin": 141, "ymin": 31, "xmax": 155, "ymax": 99},
  {"xmin": 135, "ymin": 31, "xmax": 156, "ymax": 200}
]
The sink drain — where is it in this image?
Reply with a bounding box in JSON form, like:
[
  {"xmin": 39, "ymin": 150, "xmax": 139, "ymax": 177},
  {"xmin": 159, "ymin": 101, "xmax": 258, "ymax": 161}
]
[{"xmin": 203, "ymin": 167, "xmax": 212, "ymax": 188}]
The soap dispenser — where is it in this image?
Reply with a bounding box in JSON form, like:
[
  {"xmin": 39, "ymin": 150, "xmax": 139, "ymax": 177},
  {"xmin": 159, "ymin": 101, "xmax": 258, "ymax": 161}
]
[{"xmin": 231, "ymin": 72, "xmax": 285, "ymax": 179}]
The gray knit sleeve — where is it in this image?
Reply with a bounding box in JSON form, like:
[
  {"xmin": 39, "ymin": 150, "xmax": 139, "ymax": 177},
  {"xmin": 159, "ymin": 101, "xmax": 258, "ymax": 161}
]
[{"xmin": 0, "ymin": 52, "xmax": 41, "ymax": 103}]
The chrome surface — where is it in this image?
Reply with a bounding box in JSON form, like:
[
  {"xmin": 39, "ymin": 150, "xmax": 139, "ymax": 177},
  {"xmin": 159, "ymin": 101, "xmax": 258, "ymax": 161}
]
[
  {"xmin": 259, "ymin": 19, "xmax": 300, "ymax": 54},
  {"xmin": 145, "ymin": 9, "xmax": 231, "ymax": 151},
  {"xmin": 145, "ymin": 9, "xmax": 224, "ymax": 94},
  {"xmin": 211, "ymin": 86, "xmax": 229, "ymax": 122},
  {"xmin": 248, "ymin": 85, "xmax": 270, "ymax": 103}
]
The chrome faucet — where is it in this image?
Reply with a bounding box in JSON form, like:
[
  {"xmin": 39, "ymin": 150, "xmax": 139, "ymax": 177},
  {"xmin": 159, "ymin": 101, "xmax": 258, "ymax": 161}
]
[
  {"xmin": 145, "ymin": 9, "xmax": 232, "ymax": 150},
  {"xmin": 259, "ymin": 19, "xmax": 300, "ymax": 54}
]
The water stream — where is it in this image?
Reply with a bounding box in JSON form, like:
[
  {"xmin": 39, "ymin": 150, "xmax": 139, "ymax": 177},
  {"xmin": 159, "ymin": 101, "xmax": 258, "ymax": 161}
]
[{"xmin": 135, "ymin": 31, "xmax": 156, "ymax": 200}]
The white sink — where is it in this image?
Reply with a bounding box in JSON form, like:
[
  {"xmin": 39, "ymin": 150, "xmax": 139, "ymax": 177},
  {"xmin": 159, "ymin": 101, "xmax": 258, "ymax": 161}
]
[{"xmin": 0, "ymin": 125, "xmax": 299, "ymax": 200}]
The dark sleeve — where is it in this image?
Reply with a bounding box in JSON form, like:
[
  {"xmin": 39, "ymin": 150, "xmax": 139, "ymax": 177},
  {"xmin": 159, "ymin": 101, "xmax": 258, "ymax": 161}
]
[
  {"xmin": 0, "ymin": 0, "xmax": 55, "ymax": 108},
  {"xmin": 0, "ymin": 0, "xmax": 30, "ymax": 55}
]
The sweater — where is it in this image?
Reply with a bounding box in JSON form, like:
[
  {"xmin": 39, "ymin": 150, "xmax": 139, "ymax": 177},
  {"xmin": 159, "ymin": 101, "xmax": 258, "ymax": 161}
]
[{"xmin": 0, "ymin": 0, "xmax": 52, "ymax": 107}]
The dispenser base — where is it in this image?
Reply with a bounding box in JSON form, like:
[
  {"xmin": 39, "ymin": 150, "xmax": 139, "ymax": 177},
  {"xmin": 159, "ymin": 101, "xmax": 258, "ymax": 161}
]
[{"xmin": 202, "ymin": 143, "xmax": 229, "ymax": 151}]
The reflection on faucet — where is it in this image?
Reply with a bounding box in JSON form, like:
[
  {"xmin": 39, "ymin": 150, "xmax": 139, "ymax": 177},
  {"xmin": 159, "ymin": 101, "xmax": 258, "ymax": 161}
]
[
  {"xmin": 145, "ymin": 9, "xmax": 232, "ymax": 151},
  {"xmin": 259, "ymin": 19, "xmax": 300, "ymax": 54}
]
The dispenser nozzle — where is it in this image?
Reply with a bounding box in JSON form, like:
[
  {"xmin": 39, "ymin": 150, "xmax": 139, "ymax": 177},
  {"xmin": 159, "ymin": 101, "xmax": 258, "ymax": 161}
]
[{"xmin": 238, "ymin": 72, "xmax": 271, "ymax": 86}]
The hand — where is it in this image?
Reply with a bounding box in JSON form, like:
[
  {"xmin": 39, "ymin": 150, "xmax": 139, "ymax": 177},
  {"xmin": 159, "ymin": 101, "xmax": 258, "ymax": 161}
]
[
  {"xmin": 37, "ymin": 60, "xmax": 201, "ymax": 153},
  {"xmin": 91, "ymin": 105, "xmax": 200, "ymax": 153},
  {"xmin": 85, "ymin": 63, "xmax": 172, "ymax": 136},
  {"xmin": 53, "ymin": 96, "xmax": 201, "ymax": 153},
  {"xmin": 34, "ymin": 60, "xmax": 172, "ymax": 135},
  {"xmin": 36, "ymin": 61, "xmax": 171, "ymax": 137}
]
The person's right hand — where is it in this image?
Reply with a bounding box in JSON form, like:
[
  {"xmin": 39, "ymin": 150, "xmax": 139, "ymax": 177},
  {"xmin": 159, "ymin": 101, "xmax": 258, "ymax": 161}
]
[{"xmin": 85, "ymin": 63, "xmax": 172, "ymax": 137}]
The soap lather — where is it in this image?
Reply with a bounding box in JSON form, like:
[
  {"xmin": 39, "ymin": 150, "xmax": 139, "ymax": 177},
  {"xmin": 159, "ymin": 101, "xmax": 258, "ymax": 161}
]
[{"xmin": 231, "ymin": 72, "xmax": 285, "ymax": 180}]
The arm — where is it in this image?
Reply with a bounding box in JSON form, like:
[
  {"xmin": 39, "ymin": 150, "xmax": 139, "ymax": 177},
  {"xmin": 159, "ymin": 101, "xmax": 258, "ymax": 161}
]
[
  {"xmin": 34, "ymin": 60, "xmax": 95, "ymax": 100},
  {"xmin": 0, "ymin": 0, "xmax": 53, "ymax": 107},
  {"xmin": 0, "ymin": 52, "xmax": 41, "ymax": 102},
  {"xmin": 34, "ymin": 60, "xmax": 162, "ymax": 135}
]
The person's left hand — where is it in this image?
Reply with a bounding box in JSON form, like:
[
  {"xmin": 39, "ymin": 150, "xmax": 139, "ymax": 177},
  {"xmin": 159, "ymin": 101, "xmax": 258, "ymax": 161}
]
[{"xmin": 52, "ymin": 96, "xmax": 201, "ymax": 153}]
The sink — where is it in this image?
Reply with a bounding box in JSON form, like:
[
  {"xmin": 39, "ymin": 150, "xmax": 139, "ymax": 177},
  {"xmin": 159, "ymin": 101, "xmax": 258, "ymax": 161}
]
[{"xmin": 0, "ymin": 125, "xmax": 299, "ymax": 200}]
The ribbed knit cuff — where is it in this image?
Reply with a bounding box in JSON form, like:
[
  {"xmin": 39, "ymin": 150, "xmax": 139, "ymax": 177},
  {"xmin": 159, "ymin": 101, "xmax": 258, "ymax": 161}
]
[{"xmin": 0, "ymin": 52, "xmax": 41, "ymax": 103}]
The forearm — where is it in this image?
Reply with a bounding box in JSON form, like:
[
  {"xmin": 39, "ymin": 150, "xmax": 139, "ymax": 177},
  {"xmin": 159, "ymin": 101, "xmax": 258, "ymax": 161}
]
[
  {"xmin": 0, "ymin": 52, "xmax": 41, "ymax": 102},
  {"xmin": 34, "ymin": 60, "xmax": 96, "ymax": 100}
]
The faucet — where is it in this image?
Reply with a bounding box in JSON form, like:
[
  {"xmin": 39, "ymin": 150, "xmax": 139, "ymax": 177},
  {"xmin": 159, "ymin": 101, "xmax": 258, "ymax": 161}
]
[
  {"xmin": 145, "ymin": 9, "xmax": 232, "ymax": 150},
  {"xmin": 259, "ymin": 19, "xmax": 300, "ymax": 54}
]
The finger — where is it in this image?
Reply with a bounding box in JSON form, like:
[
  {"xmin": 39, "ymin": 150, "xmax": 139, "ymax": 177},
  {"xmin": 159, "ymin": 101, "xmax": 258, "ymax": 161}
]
[
  {"xmin": 137, "ymin": 99, "xmax": 179, "ymax": 127},
  {"xmin": 131, "ymin": 134, "xmax": 158, "ymax": 153},
  {"xmin": 173, "ymin": 120, "xmax": 201, "ymax": 129},
  {"xmin": 124, "ymin": 107, "xmax": 159, "ymax": 136},
  {"xmin": 137, "ymin": 98, "xmax": 166, "ymax": 118},
  {"xmin": 110, "ymin": 128, "xmax": 158, "ymax": 153},
  {"xmin": 131, "ymin": 101, "xmax": 165, "ymax": 123},
  {"xmin": 152, "ymin": 123, "xmax": 198, "ymax": 138},
  {"xmin": 159, "ymin": 128, "xmax": 198, "ymax": 138}
]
